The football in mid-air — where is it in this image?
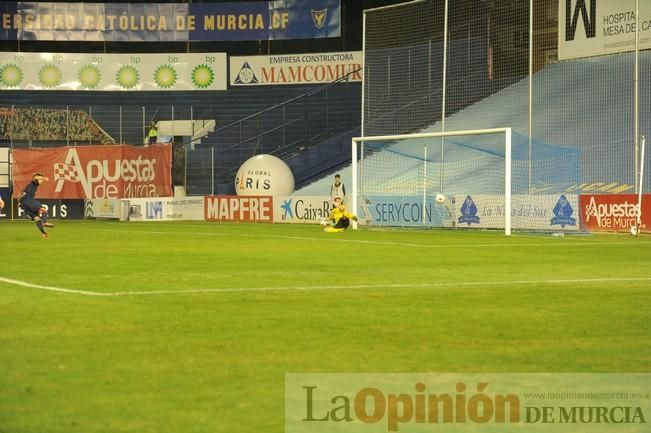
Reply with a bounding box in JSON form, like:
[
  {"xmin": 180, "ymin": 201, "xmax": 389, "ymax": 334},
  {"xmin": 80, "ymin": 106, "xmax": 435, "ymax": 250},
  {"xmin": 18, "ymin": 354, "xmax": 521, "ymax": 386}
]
[
  {"xmin": 630, "ymin": 225, "xmax": 638, "ymax": 236},
  {"xmin": 435, "ymin": 193, "xmax": 446, "ymax": 204},
  {"xmin": 320, "ymin": 217, "xmax": 328, "ymax": 226}
]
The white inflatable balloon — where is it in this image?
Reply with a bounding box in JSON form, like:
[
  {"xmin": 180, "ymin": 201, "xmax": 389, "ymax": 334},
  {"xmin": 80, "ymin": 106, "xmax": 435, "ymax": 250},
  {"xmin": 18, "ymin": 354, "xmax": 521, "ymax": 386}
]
[{"xmin": 235, "ymin": 154, "xmax": 295, "ymax": 196}]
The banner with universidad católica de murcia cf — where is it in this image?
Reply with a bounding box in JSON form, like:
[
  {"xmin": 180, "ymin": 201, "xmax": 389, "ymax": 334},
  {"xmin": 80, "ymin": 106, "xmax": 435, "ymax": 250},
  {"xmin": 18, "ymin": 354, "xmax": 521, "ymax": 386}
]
[
  {"xmin": 12, "ymin": 145, "xmax": 173, "ymax": 199},
  {"xmin": 0, "ymin": 1, "xmax": 340, "ymax": 42}
]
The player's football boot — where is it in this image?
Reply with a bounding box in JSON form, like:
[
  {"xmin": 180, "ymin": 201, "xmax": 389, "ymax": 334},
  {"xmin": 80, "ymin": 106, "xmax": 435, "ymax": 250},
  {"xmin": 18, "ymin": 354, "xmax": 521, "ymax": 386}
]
[{"xmin": 43, "ymin": 222, "xmax": 54, "ymax": 228}]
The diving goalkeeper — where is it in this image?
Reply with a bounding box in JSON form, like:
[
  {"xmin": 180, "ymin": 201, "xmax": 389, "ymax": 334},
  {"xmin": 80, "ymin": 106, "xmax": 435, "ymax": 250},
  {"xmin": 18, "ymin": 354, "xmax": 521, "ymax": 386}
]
[{"xmin": 322, "ymin": 195, "xmax": 357, "ymax": 233}]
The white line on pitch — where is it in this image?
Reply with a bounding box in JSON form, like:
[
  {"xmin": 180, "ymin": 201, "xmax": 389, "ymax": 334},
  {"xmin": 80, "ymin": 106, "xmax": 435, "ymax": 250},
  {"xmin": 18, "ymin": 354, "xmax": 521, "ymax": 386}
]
[
  {"xmin": 108, "ymin": 277, "xmax": 651, "ymax": 296},
  {"xmin": 0, "ymin": 277, "xmax": 107, "ymax": 296},
  {"xmin": 1, "ymin": 276, "xmax": 650, "ymax": 297},
  {"xmin": 87, "ymin": 228, "xmax": 651, "ymax": 250}
]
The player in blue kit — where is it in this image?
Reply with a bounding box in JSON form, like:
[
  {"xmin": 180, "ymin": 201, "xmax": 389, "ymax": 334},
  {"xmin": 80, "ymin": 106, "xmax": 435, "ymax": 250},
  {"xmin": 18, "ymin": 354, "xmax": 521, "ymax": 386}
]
[{"xmin": 18, "ymin": 173, "xmax": 54, "ymax": 238}]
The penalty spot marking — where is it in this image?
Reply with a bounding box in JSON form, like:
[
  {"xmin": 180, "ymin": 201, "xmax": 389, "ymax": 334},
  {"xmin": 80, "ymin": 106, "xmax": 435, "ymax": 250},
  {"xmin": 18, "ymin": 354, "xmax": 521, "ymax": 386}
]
[{"xmin": 1, "ymin": 276, "xmax": 651, "ymax": 297}]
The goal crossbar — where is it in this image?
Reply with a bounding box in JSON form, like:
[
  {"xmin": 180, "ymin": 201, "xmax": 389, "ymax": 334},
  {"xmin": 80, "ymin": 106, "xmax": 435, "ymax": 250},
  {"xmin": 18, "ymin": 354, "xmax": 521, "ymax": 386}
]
[{"xmin": 351, "ymin": 127, "xmax": 513, "ymax": 235}]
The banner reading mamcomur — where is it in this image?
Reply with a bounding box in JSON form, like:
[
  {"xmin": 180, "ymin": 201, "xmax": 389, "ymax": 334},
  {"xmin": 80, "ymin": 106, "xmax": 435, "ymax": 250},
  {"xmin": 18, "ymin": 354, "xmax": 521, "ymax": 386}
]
[
  {"xmin": 286, "ymin": 373, "xmax": 651, "ymax": 433},
  {"xmin": 230, "ymin": 52, "xmax": 362, "ymax": 86},
  {"xmin": 559, "ymin": 0, "xmax": 651, "ymax": 60}
]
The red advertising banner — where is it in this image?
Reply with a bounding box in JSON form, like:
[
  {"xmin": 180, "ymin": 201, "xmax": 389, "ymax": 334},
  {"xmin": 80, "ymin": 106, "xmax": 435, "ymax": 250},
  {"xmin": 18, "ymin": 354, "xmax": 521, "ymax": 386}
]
[
  {"xmin": 204, "ymin": 195, "xmax": 273, "ymax": 222},
  {"xmin": 12, "ymin": 145, "xmax": 172, "ymax": 199},
  {"xmin": 579, "ymin": 194, "xmax": 651, "ymax": 233}
]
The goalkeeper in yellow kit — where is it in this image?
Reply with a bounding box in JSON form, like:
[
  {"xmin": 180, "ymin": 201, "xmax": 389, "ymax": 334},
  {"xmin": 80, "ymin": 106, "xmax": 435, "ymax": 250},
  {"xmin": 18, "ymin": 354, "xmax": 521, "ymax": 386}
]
[{"xmin": 323, "ymin": 195, "xmax": 357, "ymax": 233}]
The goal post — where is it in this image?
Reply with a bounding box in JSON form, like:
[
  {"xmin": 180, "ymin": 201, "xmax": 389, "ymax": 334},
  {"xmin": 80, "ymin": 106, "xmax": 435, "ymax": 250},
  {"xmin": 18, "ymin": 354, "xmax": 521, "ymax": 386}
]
[
  {"xmin": 633, "ymin": 135, "xmax": 646, "ymax": 236},
  {"xmin": 352, "ymin": 128, "xmax": 583, "ymax": 235},
  {"xmin": 352, "ymin": 128, "xmax": 513, "ymax": 235}
]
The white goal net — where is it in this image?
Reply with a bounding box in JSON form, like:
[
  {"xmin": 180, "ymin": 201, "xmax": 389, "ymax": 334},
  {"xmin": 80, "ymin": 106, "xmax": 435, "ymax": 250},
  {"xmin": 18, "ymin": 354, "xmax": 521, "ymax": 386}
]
[{"xmin": 352, "ymin": 128, "xmax": 582, "ymax": 235}]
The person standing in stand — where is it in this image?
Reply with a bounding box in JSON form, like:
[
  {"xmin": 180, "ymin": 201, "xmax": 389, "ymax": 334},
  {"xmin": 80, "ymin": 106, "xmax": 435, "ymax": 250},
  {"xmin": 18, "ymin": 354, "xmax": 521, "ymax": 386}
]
[
  {"xmin": 330, "ymin": 174, "xmax": 346, "ymax": 203},
  {"xmin": 147, "ymin": 121, "xmax": 158, "ymax": 145}
]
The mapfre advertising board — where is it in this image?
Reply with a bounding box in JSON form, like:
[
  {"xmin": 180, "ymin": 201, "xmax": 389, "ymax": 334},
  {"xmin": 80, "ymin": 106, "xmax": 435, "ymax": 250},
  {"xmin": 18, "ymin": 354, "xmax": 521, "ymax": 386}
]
[
  {"xmin": 579, "ymin": 194, "xmax": 650, "ymax": 232},
  {"xmin": 559, "ymin": 0, "xmax": 651, "ymax": 60},
  {"xmin": 204, "ymin": 195, "xmax": 273, "ymax": 222},
  {"xmin": 12, "ymin": 144, "xmax": 172, "ymax": 199}
]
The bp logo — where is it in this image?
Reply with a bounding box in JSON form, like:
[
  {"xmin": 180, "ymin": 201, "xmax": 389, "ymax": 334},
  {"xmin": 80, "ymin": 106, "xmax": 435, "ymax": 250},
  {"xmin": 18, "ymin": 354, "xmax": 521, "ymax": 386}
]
[
  {"xmin": 550, "ymin": 194, "xmax": 576, "ymax": 228},
  {"xmin": 0, "ymin": 64, "xmax": 23, "ymax": 87},
  {"xmin": 192, "ymin": 64, "xmax": 215, "ymax": 88},
  {"xmin": 39, "ymin": 64, "xmax": 62, "ymax": 88},
  {"xmin": 458, "ymin": 195, "xmax": 480, "ymax": 226},
  {"xmin": 234, "ymin": 62, "xmax": 258, "ymax": 84},
  {"xmin": 154, "ymin": 65, "xmax": 177, "ymax": 89},
  {"xmin": 78, "ymin": 65, "xmax": 101, "ymax": 89},
  {"xmin": 116, "ymin": 65, "xmax": 139, "ymax": 89}
]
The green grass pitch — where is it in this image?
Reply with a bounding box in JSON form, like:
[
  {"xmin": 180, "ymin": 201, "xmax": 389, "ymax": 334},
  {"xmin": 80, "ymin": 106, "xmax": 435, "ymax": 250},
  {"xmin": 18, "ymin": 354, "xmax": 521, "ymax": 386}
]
[{"xmin": 1, "ymin": 220, "xmax": 650, "ymax": 432}]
